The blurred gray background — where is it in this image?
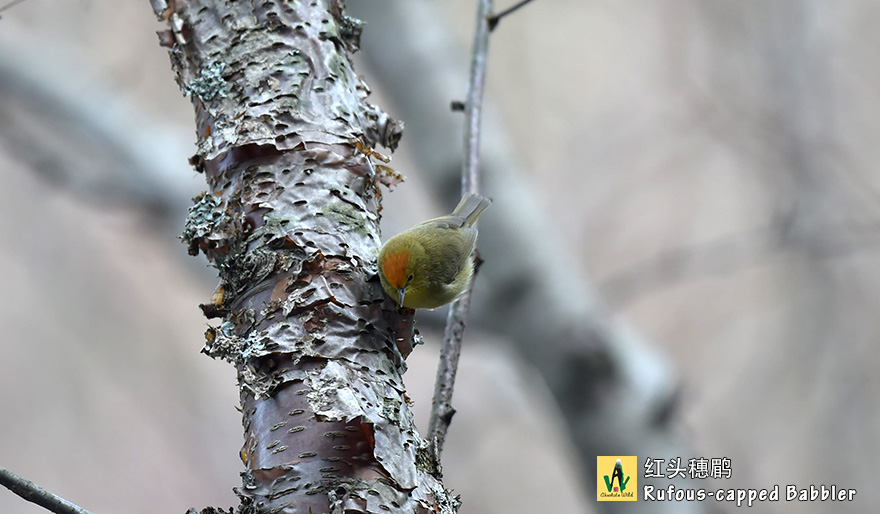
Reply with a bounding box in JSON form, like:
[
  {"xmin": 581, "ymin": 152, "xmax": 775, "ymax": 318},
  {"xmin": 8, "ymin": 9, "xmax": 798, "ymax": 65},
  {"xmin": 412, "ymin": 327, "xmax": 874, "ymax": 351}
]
[{"xmin": 1, "ymin": 1, "xmax": 878, "ymax": 513}]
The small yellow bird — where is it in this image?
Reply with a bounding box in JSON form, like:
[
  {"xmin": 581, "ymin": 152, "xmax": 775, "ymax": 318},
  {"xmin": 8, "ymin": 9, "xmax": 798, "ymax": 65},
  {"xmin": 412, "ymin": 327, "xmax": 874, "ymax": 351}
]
[{"xmin": 378, "ymin": 193, "xmax": 492, "ymax": 309}]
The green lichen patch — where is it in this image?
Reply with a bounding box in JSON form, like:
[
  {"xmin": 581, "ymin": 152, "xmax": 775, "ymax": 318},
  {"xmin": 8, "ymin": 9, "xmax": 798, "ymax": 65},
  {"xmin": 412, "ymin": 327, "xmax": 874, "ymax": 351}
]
[
  {"xmin": 322, "ymin": 201, "xmax": 369, "ymax": 236},
  {"xmin": 185, "ymin": 61, "xmax": 228, "ymax": 102}
]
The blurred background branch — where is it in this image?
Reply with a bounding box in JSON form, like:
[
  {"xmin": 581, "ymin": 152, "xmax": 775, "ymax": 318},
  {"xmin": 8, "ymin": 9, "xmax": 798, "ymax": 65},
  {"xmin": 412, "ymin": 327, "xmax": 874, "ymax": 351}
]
[
  {"xmin": 348, "ymin": 4, "xmax": 696, "ymax": 512},
  {"xmin": 0, "ymin": 34, "xmax": 201, "ymax": 238},
  {"xmin": 1, "ymin": 1, "xmax": 878, "ymax": 513}
]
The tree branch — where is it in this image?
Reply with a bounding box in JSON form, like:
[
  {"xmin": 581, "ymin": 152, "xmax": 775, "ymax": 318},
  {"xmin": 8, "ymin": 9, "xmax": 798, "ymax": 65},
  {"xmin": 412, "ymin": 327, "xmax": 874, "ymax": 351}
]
[
  {"xmin": 427, "ymin": 0, "xmax": 493, "ymax": 462},
  {"xmin": 0, "ymin": 467, "xmax": 94, "ymax": 514},
  {"xmin": 0, "ymin": 42, "xmax": 196, "ymax": 228},
  {"xmin": 0, "ymin": 0, "xmax": 30, "ymax": 16},
  {"xmin": 487, "ymin": 0, "xmax": 536, "ymax": 31}
]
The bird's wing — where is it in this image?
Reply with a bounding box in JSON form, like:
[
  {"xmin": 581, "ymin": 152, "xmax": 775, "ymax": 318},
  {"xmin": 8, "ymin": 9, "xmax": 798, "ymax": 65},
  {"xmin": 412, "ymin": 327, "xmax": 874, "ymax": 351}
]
[
  {"xmin": 410, "ymin": 224, "xmax": 478, "ymax": 285},
  {"xmin": 453, "ymin": 226, "xmax": 477, "ymax": 274},
  {"xmin": 437, "ymin": 226, "xmax": 476, "ymax": 285}
]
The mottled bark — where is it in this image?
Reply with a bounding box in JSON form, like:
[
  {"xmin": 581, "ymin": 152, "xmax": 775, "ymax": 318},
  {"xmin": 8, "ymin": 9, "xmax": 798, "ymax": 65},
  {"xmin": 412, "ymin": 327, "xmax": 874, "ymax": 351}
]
[{"xmin": 151, "ymin": 1, "xmax": 455, "ymax": 513}]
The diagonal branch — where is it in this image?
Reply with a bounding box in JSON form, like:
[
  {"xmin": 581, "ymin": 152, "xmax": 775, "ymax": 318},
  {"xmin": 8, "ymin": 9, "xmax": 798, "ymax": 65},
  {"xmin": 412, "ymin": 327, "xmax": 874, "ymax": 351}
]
[
  {"xmin": 427, "ymin": 0, "xmax": 493, "ymax": 463},
  {"xmin": 0, "ymin": 0, "xmax": 31, "ymax": 16},
  {"xmin": 0, "ymin": 467, "xmax": 94, "ymax": 514}
]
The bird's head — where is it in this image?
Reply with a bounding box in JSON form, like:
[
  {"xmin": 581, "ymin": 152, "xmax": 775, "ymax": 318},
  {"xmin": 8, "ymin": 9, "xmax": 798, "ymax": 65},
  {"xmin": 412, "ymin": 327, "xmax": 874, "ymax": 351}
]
[{"xmin": 379, "ymin": 246, "xmax": 415, "ymax": 307}]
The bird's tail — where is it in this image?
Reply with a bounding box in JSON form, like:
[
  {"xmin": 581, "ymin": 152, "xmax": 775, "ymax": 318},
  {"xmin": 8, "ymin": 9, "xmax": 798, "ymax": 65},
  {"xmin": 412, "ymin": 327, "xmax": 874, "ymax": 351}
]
[{"xmin": 452, "ymin": 193, "xmax": 492, "ymax": 227}]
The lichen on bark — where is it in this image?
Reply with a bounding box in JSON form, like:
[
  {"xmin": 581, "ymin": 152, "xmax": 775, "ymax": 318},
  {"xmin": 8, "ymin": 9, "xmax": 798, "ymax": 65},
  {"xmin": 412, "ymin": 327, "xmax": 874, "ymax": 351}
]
[{"xmin": 153, "ymin": 0, "xmax": 455, "ymax": 512}]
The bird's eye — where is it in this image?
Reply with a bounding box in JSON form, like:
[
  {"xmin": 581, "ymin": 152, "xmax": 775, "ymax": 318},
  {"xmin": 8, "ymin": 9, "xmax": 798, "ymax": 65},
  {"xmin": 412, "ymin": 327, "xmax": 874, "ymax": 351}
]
[{"xmin": 407, "ymin": 274, "xmax": 414, "ymax": 284}]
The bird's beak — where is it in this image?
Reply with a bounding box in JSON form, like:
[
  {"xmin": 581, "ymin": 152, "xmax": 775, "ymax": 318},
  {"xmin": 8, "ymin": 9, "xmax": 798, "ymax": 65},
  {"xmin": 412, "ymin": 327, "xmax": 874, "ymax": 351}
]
[{"xmin": 397, "ymin": 287, "xmax": 407, "ymax": 307}]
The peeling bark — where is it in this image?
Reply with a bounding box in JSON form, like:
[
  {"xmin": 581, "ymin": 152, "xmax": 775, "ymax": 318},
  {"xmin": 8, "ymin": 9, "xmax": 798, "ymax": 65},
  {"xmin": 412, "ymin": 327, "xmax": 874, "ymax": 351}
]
[{"xmin": 151, "ymin": 1, "xmax": 455, "ymax": 512}]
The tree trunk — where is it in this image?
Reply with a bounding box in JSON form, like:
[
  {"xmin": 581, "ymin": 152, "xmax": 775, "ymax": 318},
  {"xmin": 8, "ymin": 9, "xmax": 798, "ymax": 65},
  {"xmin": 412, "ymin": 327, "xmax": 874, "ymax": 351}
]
[{"xmin": 151, "ymin": 1, "xmax": 456, "ymax": 512}]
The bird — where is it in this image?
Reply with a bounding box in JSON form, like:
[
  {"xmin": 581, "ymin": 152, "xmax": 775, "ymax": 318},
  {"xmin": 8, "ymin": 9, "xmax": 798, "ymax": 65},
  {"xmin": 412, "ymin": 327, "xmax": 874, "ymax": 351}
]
[{"xmin": 377, "ymin": 193, "xmax": 491, "ymax": 309}]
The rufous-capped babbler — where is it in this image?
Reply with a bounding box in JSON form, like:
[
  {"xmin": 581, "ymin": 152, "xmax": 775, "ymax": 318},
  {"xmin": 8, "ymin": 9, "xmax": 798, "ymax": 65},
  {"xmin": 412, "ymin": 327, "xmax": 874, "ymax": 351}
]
[{"xmin": 378, "ymin": 193, "xmax": 491, "ymax": 309}]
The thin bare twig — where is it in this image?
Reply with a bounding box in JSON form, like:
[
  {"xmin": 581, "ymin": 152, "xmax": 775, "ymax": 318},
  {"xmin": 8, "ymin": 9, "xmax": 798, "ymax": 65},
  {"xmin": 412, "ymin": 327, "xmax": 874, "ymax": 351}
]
[
  {"xmin": 488, "ymin": 0, "xmax": 535, "ymax": 31},
  {"xmin": 427, "ymin": 0, "xmax": 493, "ymax": 462},
  {"xmin": 0, "ymin": 467, "xmax": 94, "ymax": 514},
  {"xmin": 460, "ymin": 1, "xmax": 491, "ymax": 195}
]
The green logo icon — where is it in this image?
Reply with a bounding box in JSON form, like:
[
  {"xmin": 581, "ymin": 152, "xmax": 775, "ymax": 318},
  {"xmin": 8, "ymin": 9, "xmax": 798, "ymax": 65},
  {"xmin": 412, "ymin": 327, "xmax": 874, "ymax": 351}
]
[{"xmin": 604, "ymin": 459, "xmax": 630, "ymax": 493}]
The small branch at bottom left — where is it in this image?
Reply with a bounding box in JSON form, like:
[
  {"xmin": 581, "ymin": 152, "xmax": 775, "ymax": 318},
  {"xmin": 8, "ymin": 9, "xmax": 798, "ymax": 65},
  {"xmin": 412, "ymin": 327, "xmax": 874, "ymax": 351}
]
[{"xmin": 0, "ymin": 466, "xmax": 95, "ymax": 514}]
